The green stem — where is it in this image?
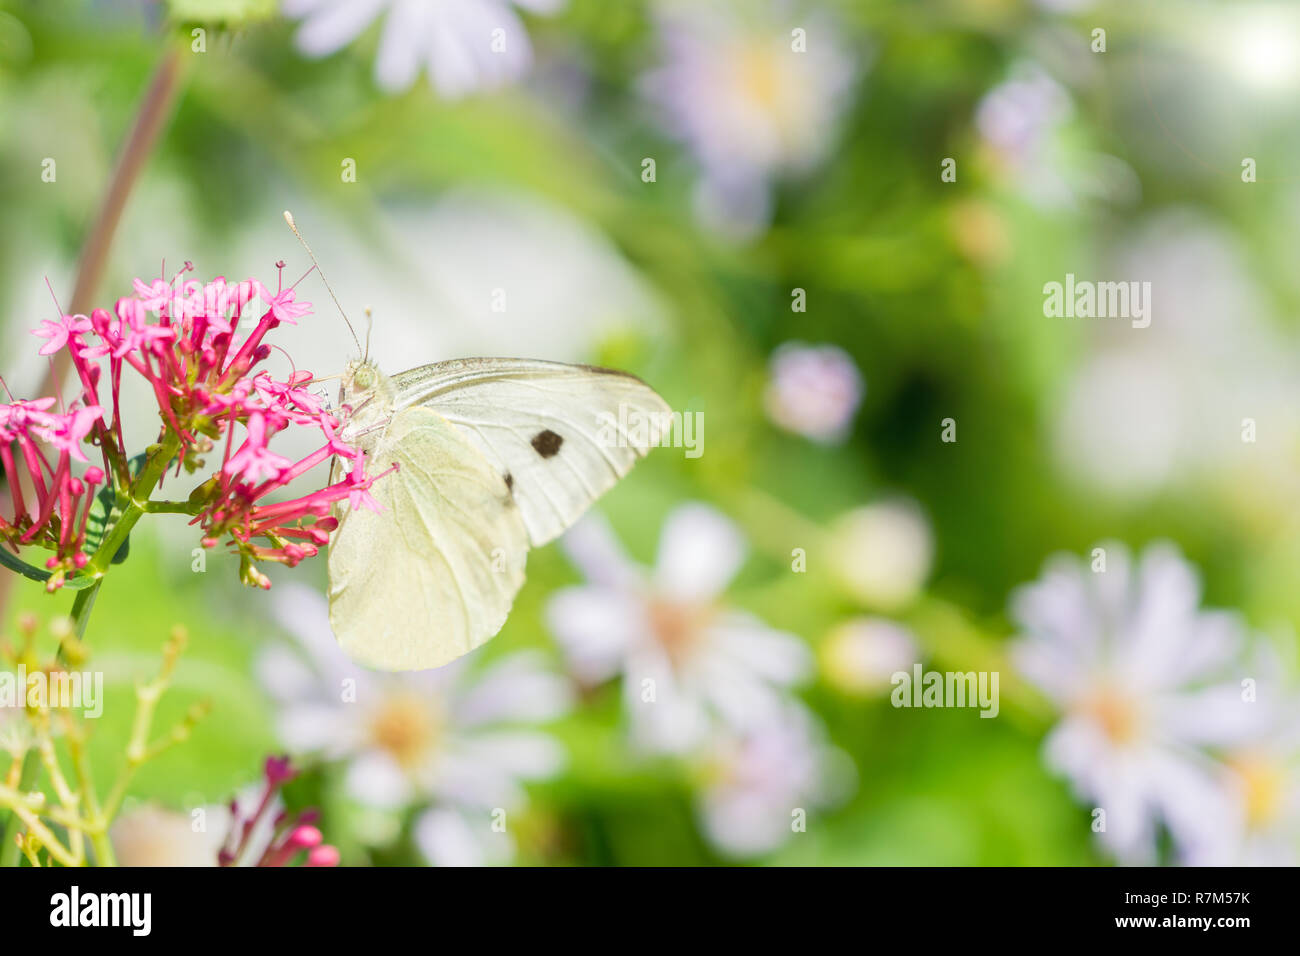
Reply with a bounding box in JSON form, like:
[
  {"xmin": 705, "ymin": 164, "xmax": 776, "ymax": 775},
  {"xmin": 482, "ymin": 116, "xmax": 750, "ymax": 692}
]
[
  {"xmin": 0, "ymin": 758, "xmax": 39, "ymax": 868},
  {"xmin": 86, "ymin": 433, "xmax": 184, "ymax": 583},
  {"xmin": 143, "ymin": 500, "xmax": 200, "ymax": 514},
  {"xmin": 69, "ymin": 583, "xmax": 101, "ymax": 642},
  {"xmin": 0, "ymin": 571, "xmax": 106, "ymax": 866}
]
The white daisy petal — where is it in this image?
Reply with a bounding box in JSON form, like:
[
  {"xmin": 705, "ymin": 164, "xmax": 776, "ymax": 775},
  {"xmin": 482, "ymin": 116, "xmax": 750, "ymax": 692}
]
[
  {"xmin": 343, "ymin": 749, "xmax": 416, "ymax": 809},
  {"xmin": 545, "ymin": 586, "xmax": 640, "ymax": 683},
  {"xmin": 414, "ymin": 806, "xmax": 513, "ymax": 867},
  {"xmin": 269, "ymin": 582, "xmax": 370, "ymax": 694},
  {"xmin": 254, "ymin": 642, "xmax": 318, "ymax": 704},
  {"xmin": 294, "ymin": 0, "xmax": 389, "ymax": 58},
  {"xmin": 452, "ymin": 652, "xmax": 573, "ymax": 726},
  {"xmin": 373, "ymin": 0, "xmax": 432, "ymax": 92},
  {"xmin": 454, "ymin": 729, "xmax": 566, "ymax": 779},
  {"xmin": 559, "ymin": 512, "xmax": 641, "ymax": 589},
  {"xmin": 277, "ymin": 702, "xmax": 355, "ymax": 755},
  {"xmin": 710, "ymin": 614, "xmax": 812, "ymax": 687},
  {"xmin": 654, "ymin": 502, "xmax": 746, "ymax": 602}
]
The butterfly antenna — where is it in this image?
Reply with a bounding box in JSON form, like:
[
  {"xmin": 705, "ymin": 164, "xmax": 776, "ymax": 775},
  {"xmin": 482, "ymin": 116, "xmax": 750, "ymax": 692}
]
[
  {"xmin": 363, "ymin": 307, "xmax": 374, "ymax": 363},
  {"xmin": 283, "ymin": 210, "xmax": 364, "ymax": 358}
]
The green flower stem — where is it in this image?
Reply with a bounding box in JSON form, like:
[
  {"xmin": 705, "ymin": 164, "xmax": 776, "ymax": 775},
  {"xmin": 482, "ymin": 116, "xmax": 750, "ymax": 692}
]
[
  {"xmin": 85, "ymin": 433, "xmax": 185, "ymax": 581},
  {"xmin": 0, "ymin": 786, "xmax": 78, "ymax": 868},
  {"xmin": 143, "ymin": 500, "xmax": 201, "ymax": 515},
  {"xmin": 0, "ymin": 758, "xmax": 39, "ymax": 868},
  {"xmin": 0, "ymin": 574, "xmax": 108, "ymax": 866}
]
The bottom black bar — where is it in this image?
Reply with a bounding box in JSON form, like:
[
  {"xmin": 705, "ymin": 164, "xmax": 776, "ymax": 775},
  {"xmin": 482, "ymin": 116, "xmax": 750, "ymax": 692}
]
[{"xmin": 0, "ymin": 865, "xmax": 1277, "ymax": 941}]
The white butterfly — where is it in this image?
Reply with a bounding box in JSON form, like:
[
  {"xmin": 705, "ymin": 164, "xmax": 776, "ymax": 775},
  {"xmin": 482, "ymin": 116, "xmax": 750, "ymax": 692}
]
[
  {"xmin": 327, "ymin": 355, "xmax": 670, "ymax": 671},
  {"xmin": 278, "ymin": 212, "xmax": 670, "ymax": 671}
]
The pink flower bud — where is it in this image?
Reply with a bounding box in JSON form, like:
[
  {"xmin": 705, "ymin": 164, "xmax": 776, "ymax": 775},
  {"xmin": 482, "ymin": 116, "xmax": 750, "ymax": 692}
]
[{"xmin": 306, "ymin": 845, "xmax": 340, "ymax": 867}]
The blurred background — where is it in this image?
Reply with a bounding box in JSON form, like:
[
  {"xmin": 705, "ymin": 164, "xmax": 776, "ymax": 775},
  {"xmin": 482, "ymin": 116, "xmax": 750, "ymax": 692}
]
[{"xmin": 3, "ymin": 0, "xmax": 1300, "ymax": 865}]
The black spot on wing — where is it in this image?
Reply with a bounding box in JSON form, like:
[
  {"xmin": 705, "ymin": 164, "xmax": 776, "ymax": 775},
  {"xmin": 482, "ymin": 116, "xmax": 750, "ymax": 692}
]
[
  {"xmin": 504, "ymin": 472, "xmax": 514, "ymax": 491},
  {"xmin": 531, "ymin": 429, "xmax": 564, "ymax": 458}
]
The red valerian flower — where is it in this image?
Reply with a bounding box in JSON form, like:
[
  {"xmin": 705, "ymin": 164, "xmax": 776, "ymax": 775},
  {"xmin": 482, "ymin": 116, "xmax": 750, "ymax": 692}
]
[
  {"xmin": 217, "ymin": 755, "xmax": 340, "ymax": 867},
  {"xmin": 0, "ymin": 396, "xmax": 108, "ymax": 589},
  {"xmin": 1, "ymin": 265, "xmax": 388, "ymax": 591}
]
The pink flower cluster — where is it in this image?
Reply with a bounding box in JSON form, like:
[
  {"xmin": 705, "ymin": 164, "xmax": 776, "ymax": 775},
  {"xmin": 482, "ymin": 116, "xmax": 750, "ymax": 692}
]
[
  {"xmin": 218, "ymin": 756, "xmax": 340, "ymax": 867},
  {"xmin": 0, "ymin": 397, "xmax": 106, "ymax": 585},
  {"xmin": 2, "ymin": 265, "xmax": 386, "ymax": 589}
]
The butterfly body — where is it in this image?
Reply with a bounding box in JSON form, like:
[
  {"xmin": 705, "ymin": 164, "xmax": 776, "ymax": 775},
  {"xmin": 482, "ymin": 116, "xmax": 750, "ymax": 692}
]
[{"xmin": 327, "ymin": 356, "xmax": 670, "ymax": 671}]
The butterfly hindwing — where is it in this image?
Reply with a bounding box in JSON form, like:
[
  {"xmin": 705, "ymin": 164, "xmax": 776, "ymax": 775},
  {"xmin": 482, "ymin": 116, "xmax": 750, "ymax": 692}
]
[{"xmin": 328, "ymin": 404, "xmax": 528, "ymax": 671}]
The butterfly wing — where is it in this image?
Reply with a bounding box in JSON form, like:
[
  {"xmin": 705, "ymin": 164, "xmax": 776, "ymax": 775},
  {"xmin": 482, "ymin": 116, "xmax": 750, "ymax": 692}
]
[
  {"xmin": 328, "ymin": 404, "xmax": 529, "ymax": 671},
  {"xmin": 392, "ymin": 358, "xmax": 671, "ymax": 546}
]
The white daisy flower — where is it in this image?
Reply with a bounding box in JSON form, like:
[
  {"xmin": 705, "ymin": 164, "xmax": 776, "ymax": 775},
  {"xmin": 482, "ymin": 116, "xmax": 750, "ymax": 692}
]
[
  {"xmin": 641, "ymin": 0, "xmax": 857, "ymax": 235},
  {"xmin": 545, "ymin": 503, "xmax": 812, "ymax": 755},
  {"xmin": 1011, "ymin": 541, "xmax": 1262, "ymax": 864},
  {"xmin": 694, "ymin": 700, "xmax": 852, "ymax": 858},
  {"xmin": 283, "ymin": 0, "xmax": 566, "ymax": 98},
  {"xmin": 258, "ymin": 583, "xmax": 572, "ymax": 866}
]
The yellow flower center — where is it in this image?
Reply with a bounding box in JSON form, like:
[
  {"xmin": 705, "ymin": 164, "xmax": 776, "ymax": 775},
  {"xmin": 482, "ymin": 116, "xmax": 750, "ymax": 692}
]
[
  {"xmin": 648, "ymin": 600, "xmax": 712, "ymax": 667},
  {"xmin": 368, "ymin": 692, "xmax": 441, "ymax": 771},
  {"xmin": 733, "ymin": 43, "xmax": 783, "ymax": 112},
  {"xmin": 1079, "ymin": 685, "xmax": 1143, "ymax": 745},
  {"xmin": 1229, "ymin": 754, "xmax": 1285, "ymax": 827}
]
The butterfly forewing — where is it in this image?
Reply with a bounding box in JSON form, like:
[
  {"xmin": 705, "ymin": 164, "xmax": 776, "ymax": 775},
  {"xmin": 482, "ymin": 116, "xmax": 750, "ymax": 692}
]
[{"xmin": 392, "ymin": 358, "xmax": 672, "ymax": 546}]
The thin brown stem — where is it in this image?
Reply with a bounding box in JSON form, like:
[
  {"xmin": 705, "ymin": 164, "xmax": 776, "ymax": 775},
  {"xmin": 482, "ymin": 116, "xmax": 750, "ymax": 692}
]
[{"xmin": 65, "ymin": 46, "xmax": 186, "ymax": 324}]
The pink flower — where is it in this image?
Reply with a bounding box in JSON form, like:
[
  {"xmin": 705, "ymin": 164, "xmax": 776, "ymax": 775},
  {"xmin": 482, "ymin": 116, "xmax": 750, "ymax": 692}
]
[
  {"xmin": 2, "ymin": 398, "xmax": 108, "ymax": 585},
  {"xmin": 257, "ymin": 283, "xmax": 312, "ymax": 325},
  {"xmin": 34, "ymin": 406, "xmax": 105, "ymax": 463},
  {"xmin": 31, "ymin": 315, "xmax": 92, "ymax": 356},
  {"xmin": 131, "ymin": 277, "xmax": 174, "ymax": 312},
  {"xmin": 218, "ymin": 755, "xmax": 339, "ymax": 867},
  {"xmin": 346, "ymin": 453, "xmax": 382, "ymax": 513},
  {"xmin": 225, "ymin": 413, "xmax": 293, "ymax": 484}
]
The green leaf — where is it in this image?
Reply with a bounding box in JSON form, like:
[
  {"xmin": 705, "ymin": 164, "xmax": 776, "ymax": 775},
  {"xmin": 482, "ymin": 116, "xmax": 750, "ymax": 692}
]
[
  {"xmin": 0, "ymin": 546, "xmax": 99, "ymax": 590},
  {"xmin": 81, "ymin": 481, "xmax": 119, "ymax": 558}
]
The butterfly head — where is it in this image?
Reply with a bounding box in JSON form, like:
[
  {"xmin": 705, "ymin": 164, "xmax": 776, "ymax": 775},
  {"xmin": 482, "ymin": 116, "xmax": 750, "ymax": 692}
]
[{"xmin": 339, "ymin": 359, "xmax": 395, "ymax": 441}]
